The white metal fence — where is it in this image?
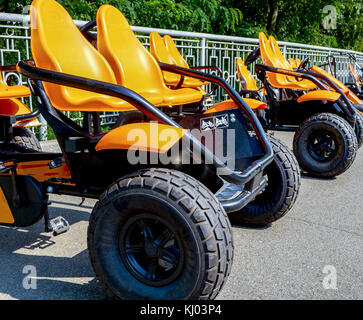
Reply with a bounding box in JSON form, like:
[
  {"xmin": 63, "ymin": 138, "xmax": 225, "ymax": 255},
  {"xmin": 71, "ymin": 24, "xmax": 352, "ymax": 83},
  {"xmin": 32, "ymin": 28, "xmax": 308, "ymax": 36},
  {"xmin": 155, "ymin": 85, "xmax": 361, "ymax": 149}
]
[{"xmin": 1, "ymin": 13, "xmax": 363, "ymax": 140}]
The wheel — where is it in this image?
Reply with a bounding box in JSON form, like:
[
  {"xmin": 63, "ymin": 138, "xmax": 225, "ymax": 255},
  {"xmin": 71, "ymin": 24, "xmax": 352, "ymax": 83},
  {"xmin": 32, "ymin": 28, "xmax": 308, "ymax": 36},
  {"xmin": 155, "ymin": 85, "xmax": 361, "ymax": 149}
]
[
  {"xmin": 88, "ymin": 168, "xmax": 233, "ymax": 300},
  {"xmin": 293, "ymin": 113, "xmax": 358, "ymax": 178},
  {"xmin": 12, "ymin": 127, "xmax": 42, "ymax": 151},
  {"xmin": 353, "ymin": 110, "xmax": 363, "ymax": 148},
  {"xmin": 227, "ymin": 135, "xmax": 300, "ymax": 227}
]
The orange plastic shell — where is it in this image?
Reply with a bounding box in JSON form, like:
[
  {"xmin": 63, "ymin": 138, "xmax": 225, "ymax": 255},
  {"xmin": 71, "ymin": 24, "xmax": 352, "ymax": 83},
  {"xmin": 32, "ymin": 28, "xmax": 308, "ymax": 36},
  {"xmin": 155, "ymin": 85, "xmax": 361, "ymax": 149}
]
[
  {"xmin": 95, "ymin": 122, "xmax": 186, "ymax": 153},
  {"xmin": 204, "ymin": 98, "xmax": 266, "ymax": 114},
  {"xmin": 30, "ymin": 0, "xmax": 137, "ymax": 112},
  {"xmin": 96, "ymin": 5, "xmax": 203, "ymax": 106},
  {"xmin": 0, "ymin": 186, "xmax": 14, "ymax": 224},
  {"xmin": 297, "ymin": 90, "xmax": 341, "ymax": 103}
]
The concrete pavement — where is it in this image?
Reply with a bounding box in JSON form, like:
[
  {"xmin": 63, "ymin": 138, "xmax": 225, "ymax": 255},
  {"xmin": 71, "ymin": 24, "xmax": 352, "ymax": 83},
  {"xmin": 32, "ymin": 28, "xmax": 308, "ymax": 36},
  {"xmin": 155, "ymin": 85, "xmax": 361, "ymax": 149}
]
[{"xmin": 0, "ymin": 132, "xmax": 362, "ymax": 300}]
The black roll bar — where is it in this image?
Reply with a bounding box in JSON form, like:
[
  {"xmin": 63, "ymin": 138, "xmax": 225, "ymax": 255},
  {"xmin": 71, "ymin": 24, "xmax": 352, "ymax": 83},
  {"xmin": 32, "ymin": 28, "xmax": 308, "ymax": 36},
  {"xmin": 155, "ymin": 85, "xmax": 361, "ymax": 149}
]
[
  {"xmin": 17, "ymin": 61, "xmax": 273, "ymax": 185},
  {"xmin": 255, "ymin": 64, "xmax": 356, "ymax": 120}
]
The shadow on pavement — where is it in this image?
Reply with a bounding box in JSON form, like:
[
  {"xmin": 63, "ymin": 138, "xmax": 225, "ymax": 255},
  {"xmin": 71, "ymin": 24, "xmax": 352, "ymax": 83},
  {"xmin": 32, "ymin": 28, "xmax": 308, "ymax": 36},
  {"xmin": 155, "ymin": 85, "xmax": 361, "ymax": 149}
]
[
  {"xmin": 0, "ymin": 205, "xmax": 105, "ymax": 300},
  {"xmin": 300, "ymin": 172, "xmax": 336, "ymax": 181}
]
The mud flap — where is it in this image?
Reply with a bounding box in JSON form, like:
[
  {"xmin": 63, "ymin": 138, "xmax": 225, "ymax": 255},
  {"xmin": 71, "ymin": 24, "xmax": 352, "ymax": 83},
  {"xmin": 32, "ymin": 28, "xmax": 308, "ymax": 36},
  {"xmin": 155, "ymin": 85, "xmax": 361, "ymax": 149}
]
[{"xmin": 0, "ymin": 175, "xmax": 47, "ymax": 227}]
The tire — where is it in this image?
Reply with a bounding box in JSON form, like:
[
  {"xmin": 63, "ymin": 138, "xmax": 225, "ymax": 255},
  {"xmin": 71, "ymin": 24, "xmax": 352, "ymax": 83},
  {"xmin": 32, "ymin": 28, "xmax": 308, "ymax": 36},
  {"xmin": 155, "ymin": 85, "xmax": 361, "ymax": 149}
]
[
  {"xmin": 12, "ymin": 127, "xmax": 42, "ymax": 151},
  {"xmin": 88, "ymin": 168, "xmax": 233, "ymax": 300},
  {"xmin": 293, "ymin": 113, "xmax": 358, "ymax": 178},
  {"xmin": 227, "ymin": 135, "xmax": 300, "ymax": 227},
  {"xmin": 353, "ymin": 110, "xmax": 363, "ymax": 148}
]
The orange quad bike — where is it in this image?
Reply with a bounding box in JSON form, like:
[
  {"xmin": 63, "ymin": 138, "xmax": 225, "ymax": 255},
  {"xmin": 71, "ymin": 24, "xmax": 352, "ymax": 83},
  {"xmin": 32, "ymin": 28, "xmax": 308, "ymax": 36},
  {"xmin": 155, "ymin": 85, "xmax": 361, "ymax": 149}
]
[
  {"xmin": 236, "ymin": 33, "xmax": 361, "ymax": 178},
  {"xmin": 0, "ymin": 65, "xmax": 41, "ymax": 150},
  {"xmin": 268, "ymin": 48, "xmax": 363, "ymax": 149},
  {"xmin": 0, "ymin": 0, "xmax": 301, "ymax": 300},
  {"xmin": 78, "ymin": 8, "xmax": 301, "ymax": 227}
]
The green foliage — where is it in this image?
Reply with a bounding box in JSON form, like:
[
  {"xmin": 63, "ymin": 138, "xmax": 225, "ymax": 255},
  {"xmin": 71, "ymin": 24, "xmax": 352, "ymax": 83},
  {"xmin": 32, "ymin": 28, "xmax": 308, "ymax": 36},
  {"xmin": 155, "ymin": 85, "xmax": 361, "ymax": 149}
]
[{"xmin": 0, "ymin": 0, "xmax": 361, "ymax": 51}]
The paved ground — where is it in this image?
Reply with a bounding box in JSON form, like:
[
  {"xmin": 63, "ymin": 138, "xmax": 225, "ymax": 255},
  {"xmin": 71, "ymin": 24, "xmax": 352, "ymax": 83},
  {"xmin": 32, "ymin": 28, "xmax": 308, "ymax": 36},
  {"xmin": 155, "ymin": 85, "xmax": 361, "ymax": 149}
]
[{"xmin": 0, "ymin": 132, "xmax": 362, "ymax": 300}]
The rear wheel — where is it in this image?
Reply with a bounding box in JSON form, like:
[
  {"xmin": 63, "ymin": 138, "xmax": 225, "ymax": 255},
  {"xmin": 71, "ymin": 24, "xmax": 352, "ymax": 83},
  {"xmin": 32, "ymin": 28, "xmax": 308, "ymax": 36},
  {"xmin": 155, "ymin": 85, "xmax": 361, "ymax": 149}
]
[
  {"xmin": 12, "ymin": 127, "xmax": 41, "ymax": 151},
  {"xmin": 293, "ymin": 113, "xmax": 357, "ymax": 178},
  {"xmin": 227, "ymin": 135, "xmax": 300, "ymax": 227},
  {"xmin": 88, "ymin": 168, "xmax": 233, "ymax": 300}
]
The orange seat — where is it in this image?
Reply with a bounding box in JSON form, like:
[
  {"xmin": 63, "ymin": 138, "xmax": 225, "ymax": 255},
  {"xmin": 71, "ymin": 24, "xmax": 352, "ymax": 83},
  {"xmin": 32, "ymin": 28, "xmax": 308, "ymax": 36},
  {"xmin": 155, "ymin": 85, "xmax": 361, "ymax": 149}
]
[
  {"xmin": 288, "ymin": 58, "xmax": 302, "ymax": 69},
  {"xmin": 96, "ymin": 5, "xmax": 203, "ymax": 106},
  {"xmin": 259, "ymin": 33, "xmax": 316, "ymax": 91},
  {"xmin": 30, "ymin": 0, "xmax": 155, "ymax": 112},
  {"xmin": 0, "ymin": 72, "xmax": 40, "ymax": 126},
  {"xmin": 149, "ymin": 32, "xmax": 181, "ymax": 87},
  {"xmin": 288, "ymin": 58, "xmax": 298, "ymax": 69},
  {"xmin": 268, "ymin": 35, "xmax": 316, "ymax": 90},
  {"xmin": 236, "ymin": 58, "xmax": 259, "ymax": 91},
  {"xmin": 161, "ymin": 34, "xmax": 209, "ymax": 88},
  {"xmin": 163, "ymin": 35, "xmax": 189, "ymax": 69},
  {"xmin": 0, "ymin": 72, "xmax": 31, "ymax": 99}
]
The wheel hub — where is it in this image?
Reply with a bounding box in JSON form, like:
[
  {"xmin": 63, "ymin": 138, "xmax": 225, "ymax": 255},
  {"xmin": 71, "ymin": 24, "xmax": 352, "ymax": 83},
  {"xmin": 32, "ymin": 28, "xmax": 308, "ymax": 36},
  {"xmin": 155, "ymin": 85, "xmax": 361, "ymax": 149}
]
[
  {"xmin": 144, "ymin": 240, "xmax": 159, "ymax": 258},
  {"xmin": 308, "ymin": 130, "xmax": 338, "ymax": 162},
  {"xmin": 119, "ymin": 214, "xmax": 184, "ymax": 287}
]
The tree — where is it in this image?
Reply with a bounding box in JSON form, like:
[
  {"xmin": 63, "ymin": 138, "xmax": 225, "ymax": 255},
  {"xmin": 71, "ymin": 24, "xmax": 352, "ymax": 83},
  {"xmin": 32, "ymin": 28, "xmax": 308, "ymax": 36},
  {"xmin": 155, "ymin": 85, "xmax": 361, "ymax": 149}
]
[
  {"xmin": 0, "ymin": 0, "xmax": 361, "ymax": 51},
  {"xmin": 267, "ymin": 0, "xmax": 279, "ymax": 34}
]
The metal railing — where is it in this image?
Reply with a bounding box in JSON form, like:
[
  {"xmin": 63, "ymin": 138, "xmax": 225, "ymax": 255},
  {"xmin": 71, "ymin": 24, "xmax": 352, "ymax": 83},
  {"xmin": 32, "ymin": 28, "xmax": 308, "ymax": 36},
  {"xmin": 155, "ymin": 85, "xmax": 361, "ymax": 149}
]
[{"xmin": 1, "ymin": 12, "xmax": 363, "ymax": 140}]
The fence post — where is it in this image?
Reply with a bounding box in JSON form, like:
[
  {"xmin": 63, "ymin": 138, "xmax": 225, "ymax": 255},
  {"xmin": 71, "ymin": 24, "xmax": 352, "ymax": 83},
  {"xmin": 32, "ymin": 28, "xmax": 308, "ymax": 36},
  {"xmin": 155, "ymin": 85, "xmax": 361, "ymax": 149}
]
[
  {"xmin": 39, "ymin": 115, "xmax": 48, "ymax": 141},
  {"xmin": 200, "ymin": 38, "xmax": 206, "ymax": 66}
]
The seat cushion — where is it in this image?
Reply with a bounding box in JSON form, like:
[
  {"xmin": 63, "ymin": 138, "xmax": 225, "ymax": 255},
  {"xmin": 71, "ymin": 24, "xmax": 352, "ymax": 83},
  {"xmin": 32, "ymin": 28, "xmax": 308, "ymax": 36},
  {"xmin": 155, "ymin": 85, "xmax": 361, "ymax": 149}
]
[{"xmin": 160, "ymin": 87, "xmax": 203, "ymax": 105}]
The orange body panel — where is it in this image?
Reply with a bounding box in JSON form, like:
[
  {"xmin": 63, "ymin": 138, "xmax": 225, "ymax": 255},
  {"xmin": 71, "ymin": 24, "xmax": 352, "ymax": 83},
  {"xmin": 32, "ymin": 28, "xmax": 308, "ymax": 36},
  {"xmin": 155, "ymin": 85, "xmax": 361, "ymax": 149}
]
[
  {"xmin": 311, "ymin": 65, "xmax": 362, "ymax": 104},
  {"xmin": 0, "ymin": 186, "xmax": 14, "ymax": 224},
  {"xmin": 204, "ymin": 99, "xmax": 266, "ymax": 114},
  {"xmin": 14, "ymin": 160, "xmax": 71, "ymax": 182},
  {"xmin": 95, "ymin": 122, "xmax": 186, "ymax": 153},
  {"xmin": 96, "ymin": 5, "xmax": 203, "ymax": 107},
  {"xmin": 297, "ymin": 90, "xmax": 341, "ymax": 103},
  {"xmin": 204, "ymin": 100, "xmax": 238, "ymax": 114}
]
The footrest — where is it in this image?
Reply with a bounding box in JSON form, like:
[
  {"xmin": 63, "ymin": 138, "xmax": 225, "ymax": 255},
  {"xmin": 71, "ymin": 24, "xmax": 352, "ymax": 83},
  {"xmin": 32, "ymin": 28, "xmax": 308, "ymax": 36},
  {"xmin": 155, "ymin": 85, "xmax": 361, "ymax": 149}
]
[{"xmin": 48, "ymin": 216, "xmax": 70, "ymax": 236}]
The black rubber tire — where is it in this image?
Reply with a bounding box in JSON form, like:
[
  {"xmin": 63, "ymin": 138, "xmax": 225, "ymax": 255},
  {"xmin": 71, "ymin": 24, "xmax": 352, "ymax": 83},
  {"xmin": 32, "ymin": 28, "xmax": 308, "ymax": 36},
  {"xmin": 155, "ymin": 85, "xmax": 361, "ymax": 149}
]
[
  {"xmin": 293, "ymin": 113, "xmax": 358, "ymax": 178},
  {"xmin": 12, "ymin": 127, "xmax": 42, "ymax": 151},
  {"xmin": 353, "ymin": 110, "xmax": 363, "ymax": 148},
  {"xmin": 227, "ymin": 135, "xmax": 300, "ymax": 227},
  {"xmin": 88, "ymin": 168, "xmax": 233, "ymax": 300}
]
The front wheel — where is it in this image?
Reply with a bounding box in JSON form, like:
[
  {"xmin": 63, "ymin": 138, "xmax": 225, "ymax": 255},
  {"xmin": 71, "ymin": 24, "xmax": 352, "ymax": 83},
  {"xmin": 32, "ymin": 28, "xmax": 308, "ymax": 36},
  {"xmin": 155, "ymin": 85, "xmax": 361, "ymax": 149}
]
[
  {"xmin": 293, "ymin": 113, "xmax": 358, "ymax": 178},
  {"xmin": 88, "ymin": 168, "xmax": 233, "ymax": 300},
  {"xmin": 228, "ymin": 135, "xmax": 300, "ymax": 227}
]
